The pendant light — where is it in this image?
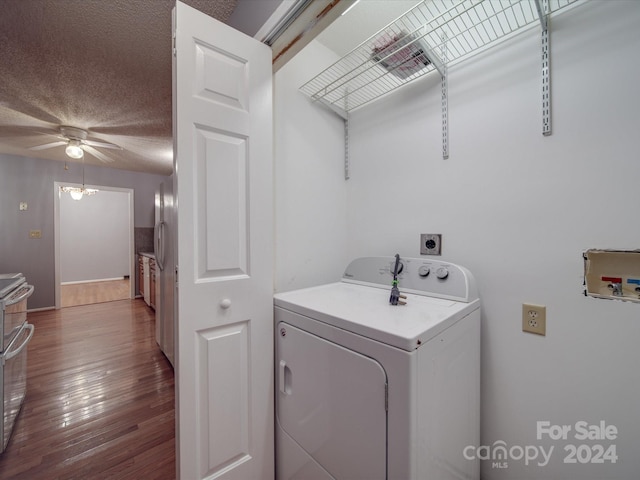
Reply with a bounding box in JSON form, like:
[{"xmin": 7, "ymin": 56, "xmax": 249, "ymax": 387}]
[{"xmin": 60, "ymin": 158, "xmax": 98, "ymax": 200}]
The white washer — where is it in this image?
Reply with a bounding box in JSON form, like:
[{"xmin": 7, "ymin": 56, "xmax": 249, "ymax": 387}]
[{"xmin": 274, "ymin": 256, "xmax": 480, "ymax": 480}]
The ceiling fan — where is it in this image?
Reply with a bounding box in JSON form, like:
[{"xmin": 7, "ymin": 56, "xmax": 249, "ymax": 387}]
[{"xmin": 29, "ymin": 126, "xmax": 122, "ymax": 163}]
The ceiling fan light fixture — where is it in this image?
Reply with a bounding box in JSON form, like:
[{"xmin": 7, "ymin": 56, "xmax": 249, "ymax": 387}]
[{"xmin": 65, "ymin": 140, "xmax": 84, "ymax": 159}]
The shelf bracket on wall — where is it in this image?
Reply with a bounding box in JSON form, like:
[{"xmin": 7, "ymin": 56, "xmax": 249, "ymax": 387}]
[
  {"xmin": 344, "ymin": 90, "xmax": 350, "ymax": 180},
  {"xmin": 344, "ymin": 114, "xmax": 350, "ymax": 180},
  {"xmin": 440, "ymin": 33, "xmax": 449, "ymax": 159},
  {"xmin": 536, "ymin": 0, "xmax": 552, "ymax": 136}
]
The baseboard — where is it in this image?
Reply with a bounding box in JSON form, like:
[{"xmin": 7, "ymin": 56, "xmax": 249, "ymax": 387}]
[
  {"xmin": 61, "ymin": 277, "xmax": 127, "ymax": 285},
  {"xmin": 28, "ymin": 306, "xmax": 56, "ymax": 312}
]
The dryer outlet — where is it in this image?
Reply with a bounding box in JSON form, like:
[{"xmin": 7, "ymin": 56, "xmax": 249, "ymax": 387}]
[{"xmin": 420, "ymin": 234, "xmax": 442, "ymax": 255}]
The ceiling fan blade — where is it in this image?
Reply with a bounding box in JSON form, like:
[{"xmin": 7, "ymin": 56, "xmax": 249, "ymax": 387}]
[
  {"xmin": 83, "ymin": 145, "xmax": 115, "ymax": 163},
  {"xmin": 0, "ymin": 125, "xmax": 61, "ymax": 138},
  {"xmin": 29, "ymin": 140, "xmax": 67, "ymax": 151},
  {"xmin": 84, "ymin": 139, "xmax": 122, "ymax": 150},
  {"xmin": 0, "ymin": 98, "xmax": 63, "ymax": 125}
]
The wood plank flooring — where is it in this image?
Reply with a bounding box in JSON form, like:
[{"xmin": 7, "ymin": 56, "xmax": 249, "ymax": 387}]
[
  {"xmin": 60, "ymin": 279, "xmax": 131, "ymax": 308},
  {"xmin": 0, "ymin": 299, "xmax": 175, "ymax": 479}
]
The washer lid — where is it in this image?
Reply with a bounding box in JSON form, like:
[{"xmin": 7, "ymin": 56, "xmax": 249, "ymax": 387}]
[{"xmin": 274, "ymin": 282, "xmax": 479, "ymax": 351}]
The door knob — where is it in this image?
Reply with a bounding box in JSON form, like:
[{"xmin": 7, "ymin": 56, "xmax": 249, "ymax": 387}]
[{"xmin": 220, "ymin": 298, "xmax": 232, "ymax": 309}]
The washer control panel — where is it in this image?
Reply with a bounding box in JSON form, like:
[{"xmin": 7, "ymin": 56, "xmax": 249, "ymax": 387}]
[{"xmin": 342, "ymin": 256, "xmax": 477, "ymax": 302}]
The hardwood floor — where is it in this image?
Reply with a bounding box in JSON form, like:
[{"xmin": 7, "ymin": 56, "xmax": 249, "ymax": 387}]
[
  {"xmin": 60, "ymin": 279, "xmax": 131, "ymax": 308},
  {"xmin": 0, "ymin": 299, "xmax": 175, "ymax": 479}
]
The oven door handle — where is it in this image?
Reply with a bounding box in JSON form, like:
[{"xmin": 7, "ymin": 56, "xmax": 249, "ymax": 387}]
[
  {"xmin": 4, "ymin": 323, "xmax": 35, "ymax": 362},
  {"xmin": 5, "ymin": 284, "xmax": 35, "ymax": 306}
]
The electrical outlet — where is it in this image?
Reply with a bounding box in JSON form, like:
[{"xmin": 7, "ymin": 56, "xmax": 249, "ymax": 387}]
[
  {"xmin": 420, "ymin": 233, "xmax": 442, "ymax": 255},
  {"xmin": 522, "ymin": 303, "xmax": 546, "ymax": 336}
]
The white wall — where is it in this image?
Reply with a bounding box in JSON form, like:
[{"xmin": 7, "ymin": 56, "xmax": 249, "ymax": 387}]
[
  {"xmin": 276, "ymin": 1, "xmax": 640, "ymax": 478},
  {"xmin": 60, "ymin": 189, "xmax": 130, "ymax": 283},
  {"xmin": 274, "ymin": 40, "xmax": 348, "ymax": 292}
]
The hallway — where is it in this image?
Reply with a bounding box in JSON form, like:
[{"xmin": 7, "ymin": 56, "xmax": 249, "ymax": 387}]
[{"xmin": 0, "ymin": 299, "xmax": 175, "ymax": 479}]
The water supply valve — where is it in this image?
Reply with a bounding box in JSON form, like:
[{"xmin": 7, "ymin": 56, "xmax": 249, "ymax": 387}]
[
  {"xmin": 602, "ymin": 276, "xmax": 623, "ymax": 296},
  {"xmin": 583, "ymin": 250, "xmax": 640, "ymax": 303},
  {"xmin": 627, "ymin": 278, "xmax": 640, "ymax": 298}
]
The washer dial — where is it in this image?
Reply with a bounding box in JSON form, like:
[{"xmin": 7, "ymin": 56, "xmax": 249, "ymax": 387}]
[
  {"xmin": 436, "ymin": 266, "xmax": 449, "ymax": 279},
  {"xmin": 418, "ymin": 266, "xmax": 431, "ymax": 277},
  {"xmin": 390, "ymin": 260, "xmax": 404, "ymax": 275}
]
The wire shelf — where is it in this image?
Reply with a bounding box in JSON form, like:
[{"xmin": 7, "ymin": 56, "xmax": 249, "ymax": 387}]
[{"xmin": 300, "ymin": 0, "xmax": 581, "ymax": 117}]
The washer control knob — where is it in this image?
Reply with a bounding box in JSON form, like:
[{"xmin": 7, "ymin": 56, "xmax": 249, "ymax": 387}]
[
  {"xmin": 436, "ymin": 267, "xmax": 449, "ymax": 279},
  {"xmin": 390, "ymin": 260, "xmax": 404, "ymax": 275},
  {"xmin": 418, "ymin": 266, "xmax": 431, "ymax": 277}
]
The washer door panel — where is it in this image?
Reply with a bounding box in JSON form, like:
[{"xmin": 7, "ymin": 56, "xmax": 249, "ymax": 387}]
[{"xmin": 276, "ymin": 321, "xmax": 387, "ymax": 480}]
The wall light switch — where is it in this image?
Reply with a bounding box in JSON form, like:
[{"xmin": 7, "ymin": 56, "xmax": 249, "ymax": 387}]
[
  {"xmin": 29, "ymin": 230, "xmax": 42, "ymax": 239},
  {"xmin": 19, "ymin": 202, "xmax": 28, "ymax": 211}
]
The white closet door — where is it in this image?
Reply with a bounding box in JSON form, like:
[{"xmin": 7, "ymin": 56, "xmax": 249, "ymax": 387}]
[{"xmin": 174, "ymin": 1, "xmax": 274, "ymax": 478}]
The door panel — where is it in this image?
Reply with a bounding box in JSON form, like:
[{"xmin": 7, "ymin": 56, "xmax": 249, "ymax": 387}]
[
  {"xmin": 195, "ymin": 128, "xmax": 248, "ymax": 277},
  {"xmin": 194, "ymin": 42, "xmax": 248, "ymax": 109},
  {"xmin": 276, "ymin": 322, "xmax": 387, "ymax": 480},
  {"xmin": 174, "ymin": 2, "xmax": 274, "ymax": 479},
  {"xmin": 197, "ymin": 321, "xmax": 251, "ymax": 474}
]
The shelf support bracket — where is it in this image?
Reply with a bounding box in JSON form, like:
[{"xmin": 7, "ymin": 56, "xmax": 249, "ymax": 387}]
[
  {"xmin": 344, "ymin": 114, "xmax": 350, "ymax": 180},
  {"xmin": 536, "ymin": 0, "xmax": 552, "ymax": 136},
  {"xmin": 441, "ymin": 34, "xmax": 449, "ymax": 159},
  {"xmin": 534, "ymin": 0, "xmax": 548, "ymax": 30},
  {"xmin": 344, "ymin": 89, "xmax": 350, "ymax": 180}
]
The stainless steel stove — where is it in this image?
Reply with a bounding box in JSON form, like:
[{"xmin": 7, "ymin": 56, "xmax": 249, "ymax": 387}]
[{"xmin": 0, "ymin": 273, "xmax": 34, "ymax": 453}]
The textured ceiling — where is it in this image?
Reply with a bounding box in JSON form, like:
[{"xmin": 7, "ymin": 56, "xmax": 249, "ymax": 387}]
[{"xmin": 0, "ymin": 0, "xmax": 238, "ymax": 175}]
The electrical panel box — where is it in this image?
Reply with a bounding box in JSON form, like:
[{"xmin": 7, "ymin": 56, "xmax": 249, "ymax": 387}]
[{"xmin": 583, "ymin": 249, "xmax": 640, "ymax": 303}]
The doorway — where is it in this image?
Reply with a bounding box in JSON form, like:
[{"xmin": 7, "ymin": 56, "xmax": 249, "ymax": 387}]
[{"xmin": 53, "ymin": 182, "xmax": 135, "ymax": 309}]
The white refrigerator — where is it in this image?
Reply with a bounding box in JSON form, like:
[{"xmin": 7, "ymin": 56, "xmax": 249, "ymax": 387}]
[{"xmin": 154, "ymin": 178, "xmax": 176, "ymax": 367}]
